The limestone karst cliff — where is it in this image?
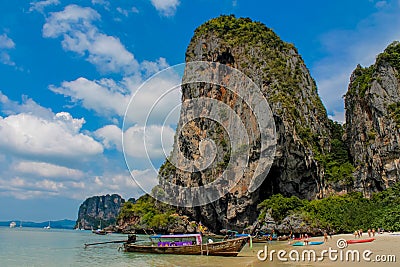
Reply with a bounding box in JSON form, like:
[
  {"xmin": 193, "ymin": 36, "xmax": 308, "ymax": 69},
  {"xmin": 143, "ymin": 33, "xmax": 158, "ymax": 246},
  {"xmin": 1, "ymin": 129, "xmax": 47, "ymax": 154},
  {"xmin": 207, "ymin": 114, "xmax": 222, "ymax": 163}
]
[
  {"xmin": 158, "ymin": 15, "xmax": 341, "ymax": 232},
  {"xmin": 345, "ymin": 41, "xmax": 400, "ymax": 196}
]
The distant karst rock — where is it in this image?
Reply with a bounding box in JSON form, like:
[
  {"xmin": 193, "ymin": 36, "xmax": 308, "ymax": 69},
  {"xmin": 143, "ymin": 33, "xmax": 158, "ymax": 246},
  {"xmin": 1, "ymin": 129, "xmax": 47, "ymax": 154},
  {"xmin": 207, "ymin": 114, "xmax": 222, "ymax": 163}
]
[
  {"xmin": 75, "ymin": 194, "xmax": 124, "ymax": 230},
  {"xmin": 345, "ymin": 41, "xmax": 400, "ymax": 196}
]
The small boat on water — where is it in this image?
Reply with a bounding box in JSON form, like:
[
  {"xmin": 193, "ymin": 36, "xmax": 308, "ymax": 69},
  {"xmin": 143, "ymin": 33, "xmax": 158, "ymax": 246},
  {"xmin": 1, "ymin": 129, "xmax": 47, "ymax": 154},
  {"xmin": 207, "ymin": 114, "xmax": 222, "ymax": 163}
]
[
  {"xmin": 9, "ymin": 221, "xmax": 16, "ymax": 228},
  {"xmin": 124, "ymin": 234, "xmax": 249, "ymax": 256},
  {"xmin": 93, "ymin": 229, "xmax": 107, "ymax": 235},
  {"xmin": 292, "ymin": 241, "xmax": 324, "ymax": 246},
  {"xmin": 92, "ymin": 220, "xmax": 107, "ymax": 235},
  {"xmin": 347, "ymin": 238, "xmax": 375, "ymax": 244},
  {"xmin": 44, "ymin": 221, "xmax": 51, "ymax": 229}
]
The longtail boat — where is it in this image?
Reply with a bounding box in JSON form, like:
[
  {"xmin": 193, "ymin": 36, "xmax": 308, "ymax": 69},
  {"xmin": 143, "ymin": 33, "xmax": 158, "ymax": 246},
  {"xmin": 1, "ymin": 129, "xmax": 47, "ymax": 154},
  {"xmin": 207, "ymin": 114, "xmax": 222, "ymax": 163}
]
[
  {"xmin": 123, "ymin": 233, "xmax": 249, "ymax": 256},
  {"xmin": 235, "ymin": 233, "xmax": 277, "ymax": 243}
]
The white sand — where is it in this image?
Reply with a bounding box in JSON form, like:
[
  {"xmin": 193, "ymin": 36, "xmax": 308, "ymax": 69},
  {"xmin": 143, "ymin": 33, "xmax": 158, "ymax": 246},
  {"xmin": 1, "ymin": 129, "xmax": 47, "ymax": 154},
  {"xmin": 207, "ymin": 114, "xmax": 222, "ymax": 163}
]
[{"xmin": 234, "ymin": 232, "xmax": 400, "ymax": 267}]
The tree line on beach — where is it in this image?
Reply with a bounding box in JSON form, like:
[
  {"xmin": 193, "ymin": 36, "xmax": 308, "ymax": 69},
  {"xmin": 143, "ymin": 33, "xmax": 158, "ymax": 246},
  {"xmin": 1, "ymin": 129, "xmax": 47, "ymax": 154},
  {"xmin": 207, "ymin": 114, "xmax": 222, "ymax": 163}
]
[{"xmin": 257, "ymin": 181, "xmax": 400, "ymax": 233}]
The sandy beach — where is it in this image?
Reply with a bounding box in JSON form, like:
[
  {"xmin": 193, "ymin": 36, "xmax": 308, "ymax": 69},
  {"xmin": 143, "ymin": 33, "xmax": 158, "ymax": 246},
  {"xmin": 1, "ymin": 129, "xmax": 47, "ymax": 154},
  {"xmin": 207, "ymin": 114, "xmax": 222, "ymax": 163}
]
[{"xmin": 225, "ymin": 232, "xmax": 400, "ymax": 267}]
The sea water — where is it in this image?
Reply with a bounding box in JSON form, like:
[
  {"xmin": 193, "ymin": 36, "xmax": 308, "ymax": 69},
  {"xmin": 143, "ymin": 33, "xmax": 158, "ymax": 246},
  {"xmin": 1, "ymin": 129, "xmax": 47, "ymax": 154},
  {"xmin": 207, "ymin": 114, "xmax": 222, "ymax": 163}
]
[{"xmin": 0, "ymin": 227, "xmax": 279, "ymax": 267}]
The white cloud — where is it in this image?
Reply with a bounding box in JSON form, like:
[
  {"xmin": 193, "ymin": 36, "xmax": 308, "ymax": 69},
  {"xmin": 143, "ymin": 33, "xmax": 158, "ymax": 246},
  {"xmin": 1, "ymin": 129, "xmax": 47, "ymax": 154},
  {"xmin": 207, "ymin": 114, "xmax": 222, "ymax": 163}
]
[
  {"xmin": 0, "ymin": 33, "xmax": 16, "ymax": 66},
  {"xmin": 312, "ymin": 3, "xmax": 400, "ymax": 122},
  {"xmin": 0, "ymin": 153, "xmax": 146, "ymax": 201},
  {"xmin": 0, "ymin": 93, "xmax": 103, "ymax": 161},
  {"xmin": 375, "ymin": 1, "xmax": 387, "ymax": 8},
  {"xmin": 50, "ymin": 77, "xmax": 130, "ymax": 117},
  {"xmin": 91, "ymin": 0, "xmax": 110, "ymax": 10},
  {"xmin": 13, "ymin": 161, "xmax": 84, "ymax": 180},
  {"xmin": 95, "ymin": 123, "xmax": 176, "ymax": 158},
  {"xmin": 129, "ymin": 168, "xmax": 157, "ymax": 193},
  {"xmin": 66, "ymin": 172, "xmax": 145, "ymax": 200},
  {"xmin": 123, "ymin": 124, "xmax": 175, "ymax": 159},
  {"xmin": 95, "ymin": 124, "xmax": 122, "ymax": 150},
  {"xmin": 0, "ymin": 112, "xmax": 103, "ymax": 159},
  {"xmin": 0, "ymin": 52, "xmax": 15, "ymax": 66},
  {"xmin": 36, "ymin": 179, "xmax": 65, "ymax": 191},
  {"xmin": 123, "ymin": 69, "xmax": 182, "ymax": 126},
  {"xmin": 43, "ymin": 4, "xmax": 138, "ymax": 74},
  {"xmin": 140, "ymin": 57, "xmax": 169, "ymax": 77},
  {"xmin": 328, "ymin": 111, "xmax": 345, "ymax": 124},
  {"xmin": 0, "ymin": 34, "xmax": 15, "ymax": 49},
  {"xmin": 0, "ymin": 177, "xmax": 65, "ymax": 199},
  {"xmin": 0, "ymin": 91, "xmax": 54, "ymax": 119},
  {"xmin": 150, "ymin": 0, "xmax": 180, "ymax": 17},
  {"xmin": 29, "ymin": 0, "xmax": 60, "ymax": 13},
  {"xmin": 50, "ymin": 57, "xmax": 178, "ymax": 121},
  {"xmin": 0, "ymin": 94, "xmax": 150, "ymax": 201},
  {"xmin": 116, "ymin": 6, "xmax": 139, "ymax": 17}
]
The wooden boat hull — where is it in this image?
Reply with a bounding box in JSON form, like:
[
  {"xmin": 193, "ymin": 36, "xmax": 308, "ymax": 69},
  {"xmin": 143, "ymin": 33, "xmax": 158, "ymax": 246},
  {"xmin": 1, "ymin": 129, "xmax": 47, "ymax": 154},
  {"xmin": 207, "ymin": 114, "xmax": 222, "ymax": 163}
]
[
  {"xmin": 124, "ymin": 237, "xmax": 249, "ymax": 257},
  {"xmin": 93, "ymin": 230, "xmax": 107, "ymax": 235},
  {"xmin": 252, "ymin": 236, "xmax": 270, "ymax": 243},
  {"xmin": 347, "ymin": 238, "xmax": 375, "ymax": 244},
  {"xmin": 277, "ymin": 236, "xmax": 289, "ymax": 241}
]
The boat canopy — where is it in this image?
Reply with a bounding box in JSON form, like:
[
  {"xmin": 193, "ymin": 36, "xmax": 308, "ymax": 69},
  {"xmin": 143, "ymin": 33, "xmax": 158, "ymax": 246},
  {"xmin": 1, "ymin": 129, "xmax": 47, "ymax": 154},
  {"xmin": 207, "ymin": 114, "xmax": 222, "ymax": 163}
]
[
  {"xmin": 150, "ymin": 234, "xmax": 202, "ymax": 245},
  {"xmin": 235, "ymin": 234, "xmax": 251, "ymax": 237}
]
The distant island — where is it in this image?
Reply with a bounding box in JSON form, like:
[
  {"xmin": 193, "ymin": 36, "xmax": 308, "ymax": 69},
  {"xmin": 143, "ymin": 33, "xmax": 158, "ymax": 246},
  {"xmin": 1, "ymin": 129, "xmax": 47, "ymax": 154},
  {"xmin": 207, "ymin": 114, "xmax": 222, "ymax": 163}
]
[
  {"xmin": 74, "ymin": 194, "xmax": 125, "ymax": 230},
  {"xmin": 0, "ymin": 219, "xmax": 76, "ymax": 229}
]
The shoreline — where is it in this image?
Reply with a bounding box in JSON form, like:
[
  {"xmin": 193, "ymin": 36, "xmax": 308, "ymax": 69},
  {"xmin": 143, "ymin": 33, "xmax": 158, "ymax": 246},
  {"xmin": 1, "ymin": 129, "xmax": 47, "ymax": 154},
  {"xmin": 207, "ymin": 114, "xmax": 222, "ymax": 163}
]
[{"xmin": 231, "ymin": 232, "xmax": 400, "ymax": 266}]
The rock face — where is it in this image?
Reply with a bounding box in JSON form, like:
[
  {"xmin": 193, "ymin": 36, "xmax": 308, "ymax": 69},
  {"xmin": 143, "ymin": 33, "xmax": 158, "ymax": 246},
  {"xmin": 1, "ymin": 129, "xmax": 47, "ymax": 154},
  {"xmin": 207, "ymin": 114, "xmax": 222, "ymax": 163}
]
[
  {"xmin": 75, "ymin": 194, "xmax": 124, "ymax": 230},
  {"xmin": 345, "ymin": 41, "xmax": 400, "ymax": 196},
  {"xmin": 159, "ymin": 16, "xmax": 335, "ymax": 232}
]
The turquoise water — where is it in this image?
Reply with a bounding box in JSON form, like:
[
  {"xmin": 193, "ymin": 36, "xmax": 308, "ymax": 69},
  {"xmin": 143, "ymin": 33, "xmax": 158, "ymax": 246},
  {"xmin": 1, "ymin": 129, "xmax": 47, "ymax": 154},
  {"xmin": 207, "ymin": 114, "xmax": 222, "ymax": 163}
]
[{"xmin": 0, "ymin": 227, "xmax": 262, "ymax": 267}]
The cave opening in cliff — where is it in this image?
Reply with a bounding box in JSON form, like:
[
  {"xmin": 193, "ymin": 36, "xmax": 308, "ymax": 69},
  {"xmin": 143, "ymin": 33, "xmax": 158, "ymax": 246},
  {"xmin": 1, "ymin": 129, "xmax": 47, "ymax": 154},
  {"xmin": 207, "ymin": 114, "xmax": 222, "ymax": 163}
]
[{"xmin": 258, "ymin": 166, "xmax": 281, "ymax": 201}]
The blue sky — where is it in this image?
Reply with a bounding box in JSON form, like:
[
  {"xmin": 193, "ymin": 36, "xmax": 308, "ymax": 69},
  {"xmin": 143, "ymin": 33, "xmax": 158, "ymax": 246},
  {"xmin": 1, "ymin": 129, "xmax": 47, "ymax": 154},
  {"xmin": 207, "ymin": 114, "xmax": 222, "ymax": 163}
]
[{"xmin": 0, "ymin": 0, "xmax": 399, "ymax": 221}]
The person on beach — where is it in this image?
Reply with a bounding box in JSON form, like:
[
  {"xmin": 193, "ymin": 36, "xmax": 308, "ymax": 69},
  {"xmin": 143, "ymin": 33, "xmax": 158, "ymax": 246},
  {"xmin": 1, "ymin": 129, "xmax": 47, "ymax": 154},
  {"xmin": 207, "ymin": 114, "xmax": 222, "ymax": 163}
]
[
  {"xmin": 323, "ymin": 231, "xmax": 328, "ymax": 242},
  {"xmin": 372, "ymin": 228, "xmax": 376, "ymax": 236},
  {"xmin": 354, "ymin": 230, "xmax": 358, "ymax": 238},
  {"xmin": 304, "ymin": 234, "xmax": 309, "ymax": 245},
  {"xmin": 368, "ymin": 229, "xmax": 371, "ymax": 237}
]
